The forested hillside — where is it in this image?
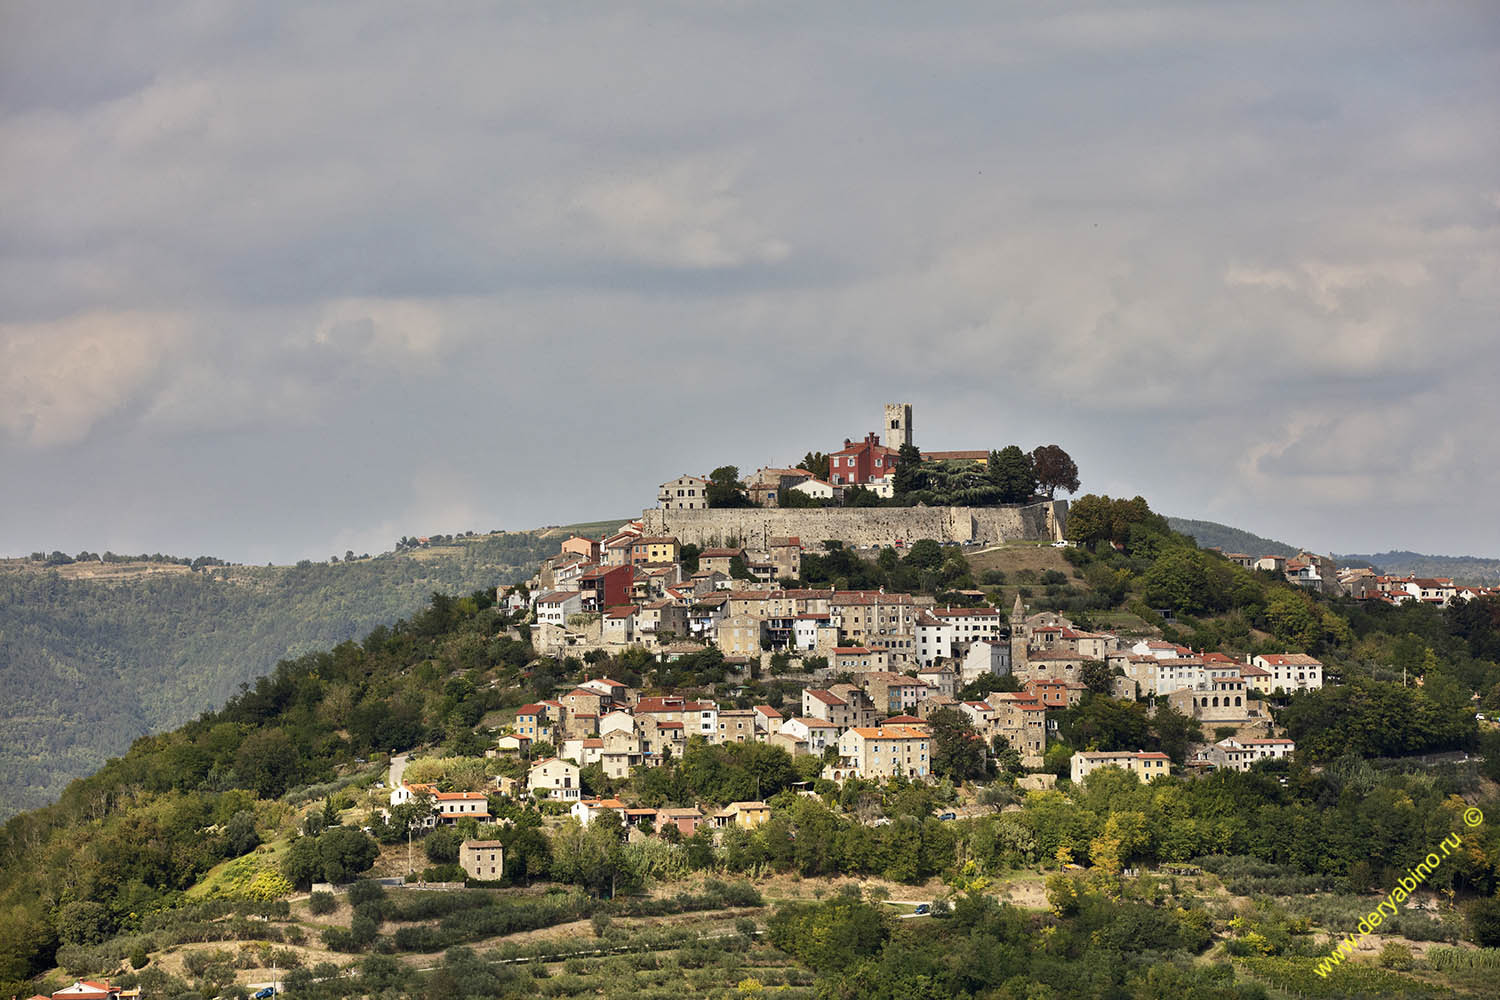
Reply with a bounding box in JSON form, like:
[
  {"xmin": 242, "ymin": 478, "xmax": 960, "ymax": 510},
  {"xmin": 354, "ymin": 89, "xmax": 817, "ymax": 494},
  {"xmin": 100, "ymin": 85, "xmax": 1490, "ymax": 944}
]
[
  {"xmin": 1166, "ymin": 516, "xmax": 1300, "ymax": 558},
  {"xmin": 0, "ymin": 522, "xmax": 623, "ymax": 819}
]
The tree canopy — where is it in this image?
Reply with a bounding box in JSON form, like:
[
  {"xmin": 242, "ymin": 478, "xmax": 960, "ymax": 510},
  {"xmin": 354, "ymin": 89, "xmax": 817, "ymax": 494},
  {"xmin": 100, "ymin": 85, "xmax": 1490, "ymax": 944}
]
[
  {"xmin": 1031, "ymin": 444, "xmax": 1081, "ymax": 498},
  {"xmin": 988, "ymin": 445, "xmax": 1038, "ymax": 503}
]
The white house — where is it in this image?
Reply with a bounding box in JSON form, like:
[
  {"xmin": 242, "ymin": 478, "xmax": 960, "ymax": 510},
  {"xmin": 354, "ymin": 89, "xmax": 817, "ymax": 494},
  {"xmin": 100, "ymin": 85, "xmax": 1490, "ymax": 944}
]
[
  {"xmin": 961, "ymin": 639, "xmax": 1011, "ymax": 685},
  {"xmin": 535, "ymin": 591, "xmax": 584, "ymax": 627},
  {"xmin": 1251, "ymin": 654, "xmax": 1324, "ymax": 693},
  {"xmin": 779, "ymin": 716, "xmax": 841, "ymax": 754},
  {"xmin": 527, "ymin": 757, "xmax": 581, "ymax": 801},
  {"xmin": 433, "ymin": 790, "xmax": 490, "ymax": 824},
  {"xmin": 1194, "ymin": 737, "xmax": 1296, "ymax": 772},
  {"xmin": 793, "ymin": 613, "xmax": 836, "ymax": 651},
  {"xmin": 915, "ymin": 607, "xmax": 1004, "ymax": 666},
  {"xmin": 790, "ymin": 478, "xmax": 840, "ymax": 502},
  {"xmin": 570, "ymin": 797, "xmax": 627, "ymax": 826}
]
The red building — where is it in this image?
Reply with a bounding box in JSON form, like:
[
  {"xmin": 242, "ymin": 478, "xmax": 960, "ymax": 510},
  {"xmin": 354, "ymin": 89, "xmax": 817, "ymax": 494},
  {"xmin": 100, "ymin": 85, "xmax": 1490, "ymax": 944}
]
[
  {"xmin": 828, "ymin": 432, "xmax": 898, "ymax": 486},
  {"xmin": 579, "ymin": 564, "xmax": 633, "ymax": 611}
]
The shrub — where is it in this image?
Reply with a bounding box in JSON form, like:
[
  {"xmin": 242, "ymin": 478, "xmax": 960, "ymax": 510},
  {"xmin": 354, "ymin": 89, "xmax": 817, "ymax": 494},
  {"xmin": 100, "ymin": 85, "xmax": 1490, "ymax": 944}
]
[
  {"xmin": 348, "ymin": 879, "xmax": 386, "ymax": 906},
  {"xmin": 1379, "ymin": 942, "xmax": 1414, "ymax": 970},
  {"xmin": 130, "ymin": 946, "xmax": 150, "ymax": 970},
  {"xmin": 308, "ymin": 891, "xmax": 337, "ymax": 915}
]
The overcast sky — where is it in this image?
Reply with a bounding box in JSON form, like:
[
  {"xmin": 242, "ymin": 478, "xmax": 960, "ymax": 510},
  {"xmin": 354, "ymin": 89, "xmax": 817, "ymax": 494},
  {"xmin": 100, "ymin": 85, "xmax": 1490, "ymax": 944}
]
[{"xmin": 3, "ymin": 1, "xmax": 1497, "ymax": 565}]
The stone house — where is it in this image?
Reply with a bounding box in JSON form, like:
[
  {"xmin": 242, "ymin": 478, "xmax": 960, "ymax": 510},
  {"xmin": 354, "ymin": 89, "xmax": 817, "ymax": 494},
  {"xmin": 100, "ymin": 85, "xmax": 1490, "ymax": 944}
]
[
  {"xmin": 658, "ymin": 475, "xmax": 710, "ymax": 510},
  {"xmin": 827, "ymin": 725, "xmax": 931, "ymax": 780},
  {"xmin": 459, "ymin": 840, "xmax": 504, "ymax": 881}
]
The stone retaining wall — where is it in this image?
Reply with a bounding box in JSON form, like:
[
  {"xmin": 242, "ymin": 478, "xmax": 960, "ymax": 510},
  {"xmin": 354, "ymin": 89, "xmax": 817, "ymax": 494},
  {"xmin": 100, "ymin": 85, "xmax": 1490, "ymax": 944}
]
[{"xmin": 640, "ymin": 501, "xmax": 1067, "ymax": 552}]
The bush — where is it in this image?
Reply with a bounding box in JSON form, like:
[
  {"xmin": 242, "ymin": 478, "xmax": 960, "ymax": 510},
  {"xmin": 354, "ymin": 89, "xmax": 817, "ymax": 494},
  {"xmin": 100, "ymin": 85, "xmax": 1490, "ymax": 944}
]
[
  {"xmin": 308, "ymin": 891, "xmax": 337, "ymax": 915},
  {"xmin": 348, "ymin": 879, "xmax": 386, "ymax": 906},
  {"xmin": 130, "ymin": 946, "xmax": 150, "ymax": 970},
  {"xmin": 1379, "ymin": 942, "xmax": 1414, "ymax": 970},
  {"xmin": 321, "ymin": 926, "xmax": 360, "ymax": 952}
]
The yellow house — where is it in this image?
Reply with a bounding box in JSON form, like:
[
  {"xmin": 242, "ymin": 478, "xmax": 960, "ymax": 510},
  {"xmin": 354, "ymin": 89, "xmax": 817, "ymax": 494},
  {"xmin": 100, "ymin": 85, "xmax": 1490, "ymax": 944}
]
[
  {"xmin": 631, "ymin": 535, "xmax": 681, "ymax": 566},
  {"xmin": 713, "ymin": 800, "xmax": 772, "ymax": 829}
]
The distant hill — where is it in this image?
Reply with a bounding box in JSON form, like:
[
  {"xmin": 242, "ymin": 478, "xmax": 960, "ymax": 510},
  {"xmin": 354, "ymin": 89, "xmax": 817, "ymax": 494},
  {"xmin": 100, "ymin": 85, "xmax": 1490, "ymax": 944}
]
[
  {"xmin": 1165, "ymin": 517, "xmax": 1302, "ymax": 559},
  {"xmin": 1336, "ymin": 550, "xmax": 1500, "ymax": 585},
  {"xmin": 0, "ymin": 518, "xmax": 625, "ymax": 819}
]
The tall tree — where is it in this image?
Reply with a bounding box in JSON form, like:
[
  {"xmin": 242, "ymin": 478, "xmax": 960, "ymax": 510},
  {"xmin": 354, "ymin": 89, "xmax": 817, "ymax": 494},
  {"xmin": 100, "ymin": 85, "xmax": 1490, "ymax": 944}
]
[
  {"xmin": 797, "ymin": 451, "xmax": 830, "ymax": 481},
  {"xmin": 1030, "ymin": 444, "xmax": 1080, "ymax": 498},
  {"xmin": 893, "ymin": 443, "xmax": 924, "ymax": 496},
  {"xmin": 988, "ymin": 446, "xmax": 1038, "ymax": 503},
  {"xmin": 926, "ymin": 707, "xmax": 988, "ymax": 782},
  {"xmin": 706, "ymin": 466, "xmax": 751, "ymax": 508}
]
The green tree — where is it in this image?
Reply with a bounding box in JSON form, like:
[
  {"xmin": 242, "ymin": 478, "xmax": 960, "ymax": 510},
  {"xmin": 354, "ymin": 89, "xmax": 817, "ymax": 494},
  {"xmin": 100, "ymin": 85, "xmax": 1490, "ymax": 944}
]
[
  {"xmin": 233, "ymin": 728, "xmax": 299, "ymax": 798},
  {"xmin": 927, "ymin": 707, "xmax": 988, "ymax": 782},
  {"xmin": 550, "ymin": 815, "xmax": 632, "ymax": 897},
  {"xmin": 222, "ymin": 809, "xmax": 261, "ymax": 857},
  {"xmin": 56, "ymin": 900, "xmax": 111, "ymax": 947},
  {"xmin": 765, "ymin": 892, "xmax": 889, "ymax": 973},
  {"xmin": 1143, "ymin": 549, "xmax": 1228, "ymax": 616},
  {"xmin": 706, "ymin": 466, "xmax": 752, "ymax": 508},
  {"xmin": 282, "ymin": 835, "xmax": 324, "ymax": 889},
  {"xmin": 988, "ymin": 446, "xmax": 1037, "ymax": 503},
  {"xmin": 425, "ymin": 827, "xmax": 461, "ymax": 863},
  {"xmin": 1059, "ymin": 696, "xmax": 1152, "ymax": 753},
  {"xmin": 1031, "ymin": 444, "xmax": 1081, "ymax": 499},
  {"xmin": 797, "ymin": 452, "xmax": 830, "ymax": 481},
  {"xmin": 893, "ymin": 443, "xmax": 924, "ymax": 496},
  {"xmin": 1149, "ymin": 702, "xmax": 1203, "ymax": 764},
  {"xmin": 317, "ymin": 826, "xmax": 380, "ymax": 883},
  {"xmin": 903, "ymin": 538, "xmax": 944, "ymax": 571},
  {"xmin": 1080, "ymin": 660, "xmax": 1114, "ymax": 696}
]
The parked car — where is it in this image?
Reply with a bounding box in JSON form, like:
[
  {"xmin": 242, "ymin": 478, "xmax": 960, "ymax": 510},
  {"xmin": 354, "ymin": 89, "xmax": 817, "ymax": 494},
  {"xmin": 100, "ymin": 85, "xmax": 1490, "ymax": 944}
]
[
  {"xmin": 253, "ymin": 988, "xmax": 277, "ymax": 999},
  {"xmin": 938, "ymin": 812, "xmax": 957, "ymax": 821},
  {"xmin": 913, "ymin": 903, "xmax": 931, "ymax": 915}
]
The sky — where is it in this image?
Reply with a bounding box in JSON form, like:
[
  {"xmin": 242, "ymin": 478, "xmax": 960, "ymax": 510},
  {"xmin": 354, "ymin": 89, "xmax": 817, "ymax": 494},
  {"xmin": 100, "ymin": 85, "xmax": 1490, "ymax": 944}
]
[{"xmin": 2, "ymin": 1, "xmax": 1497, "ymax": 565}]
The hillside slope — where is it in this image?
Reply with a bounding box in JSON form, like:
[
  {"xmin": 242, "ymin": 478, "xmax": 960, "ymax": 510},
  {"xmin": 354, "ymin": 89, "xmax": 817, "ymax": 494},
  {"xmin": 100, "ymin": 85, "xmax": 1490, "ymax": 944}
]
[
  {"xmin": 1164, "ymin": 517, "xmax": 1302, "ymax": 558},
  {"xmin": 0, "ymin": 520, "xmax": 623, "ymax": 819}
]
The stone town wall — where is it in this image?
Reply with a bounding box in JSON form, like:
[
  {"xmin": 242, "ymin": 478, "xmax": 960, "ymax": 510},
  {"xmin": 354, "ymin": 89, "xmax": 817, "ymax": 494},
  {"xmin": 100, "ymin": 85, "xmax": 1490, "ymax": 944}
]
[{"xmin": 640, "ymin": 501, "xmax": 1067, "ymax": 552}]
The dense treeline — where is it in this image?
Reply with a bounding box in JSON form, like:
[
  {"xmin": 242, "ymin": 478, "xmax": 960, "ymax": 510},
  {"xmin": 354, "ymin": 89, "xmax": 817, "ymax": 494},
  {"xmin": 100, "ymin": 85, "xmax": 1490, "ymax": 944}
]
[
  {"xmin": 768, "ymin": 888, "xmax": 1241, "ymax": 1000},
  {"xmin": 798, "ymin": 538, "xmax": 975, "ymax": 595},
  {"xmin": 0, "ymin": 586, "xmax": 530, "ymax": 988},
  {"xmin": 0, "ymin": 528, "xmax": 576, "ymax": 817}
]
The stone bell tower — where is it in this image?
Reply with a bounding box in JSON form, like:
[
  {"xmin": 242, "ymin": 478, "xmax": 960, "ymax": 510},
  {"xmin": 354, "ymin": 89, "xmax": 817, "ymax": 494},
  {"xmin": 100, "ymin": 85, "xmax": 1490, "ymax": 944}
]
[{"xmin": 884, "ymin": 402, "xmax": 913, "ymax": 449}]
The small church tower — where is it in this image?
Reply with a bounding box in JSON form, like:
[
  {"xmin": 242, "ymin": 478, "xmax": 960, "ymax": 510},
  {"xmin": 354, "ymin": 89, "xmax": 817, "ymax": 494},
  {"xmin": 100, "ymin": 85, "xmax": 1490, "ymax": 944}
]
[
  {"xmin": 1009, "ymin": 593, "xmax": 1028, "ymax": 675},
  {"xmin": 884, "ymin": 402, "xmax": 913, "ymax": 449}
]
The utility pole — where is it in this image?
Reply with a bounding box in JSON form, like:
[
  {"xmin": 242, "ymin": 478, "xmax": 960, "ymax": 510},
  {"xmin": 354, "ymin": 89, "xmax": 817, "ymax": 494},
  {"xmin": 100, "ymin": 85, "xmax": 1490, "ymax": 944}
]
[{"xmin": 407, "ymin": 827, "xmax": 413, "ymax": 876}]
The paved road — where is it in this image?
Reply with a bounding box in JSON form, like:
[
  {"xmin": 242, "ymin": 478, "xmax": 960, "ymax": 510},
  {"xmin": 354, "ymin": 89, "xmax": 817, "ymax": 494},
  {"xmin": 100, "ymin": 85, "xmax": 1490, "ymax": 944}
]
[{"xmin": 389, "ymin": 752, "xmax": 409, "ymax": 790}]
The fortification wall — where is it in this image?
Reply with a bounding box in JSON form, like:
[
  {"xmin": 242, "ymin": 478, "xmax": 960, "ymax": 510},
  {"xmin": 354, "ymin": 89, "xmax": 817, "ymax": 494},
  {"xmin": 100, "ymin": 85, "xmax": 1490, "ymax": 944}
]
[{"xmin": 640, "ymin": 501, "xmax": 1067, "ymax": 552}]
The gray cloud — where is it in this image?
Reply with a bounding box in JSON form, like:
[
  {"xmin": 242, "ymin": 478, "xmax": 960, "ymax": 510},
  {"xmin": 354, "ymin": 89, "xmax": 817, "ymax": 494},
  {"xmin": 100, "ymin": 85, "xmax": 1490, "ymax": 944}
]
[{"xmin": 2, "ymin": 1, "xmax": 1498, "ymax": 562}]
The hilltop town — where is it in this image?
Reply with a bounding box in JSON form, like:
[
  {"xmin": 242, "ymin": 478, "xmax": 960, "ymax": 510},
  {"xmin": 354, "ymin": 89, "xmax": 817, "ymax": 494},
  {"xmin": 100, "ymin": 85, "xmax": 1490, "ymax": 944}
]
[{"xmin": 6, "ymin": 409, "xmax": 1500, "ymax": 999}]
